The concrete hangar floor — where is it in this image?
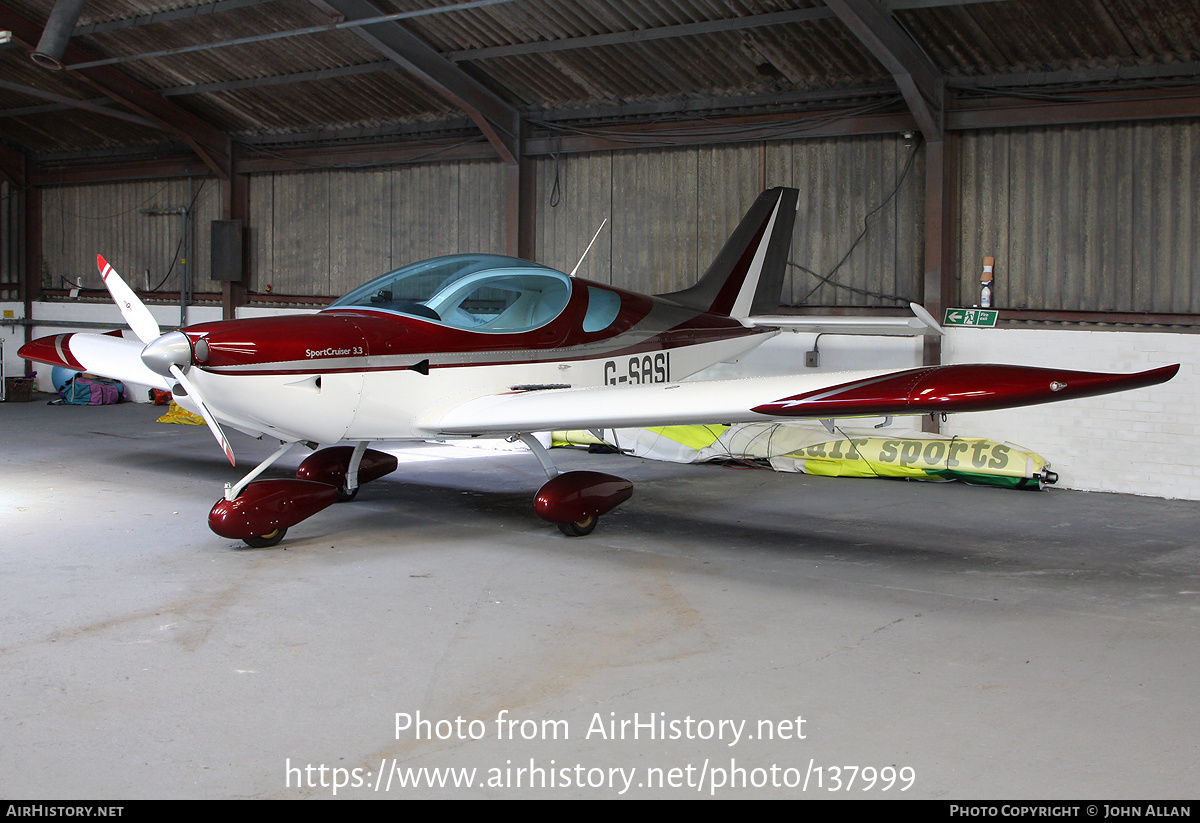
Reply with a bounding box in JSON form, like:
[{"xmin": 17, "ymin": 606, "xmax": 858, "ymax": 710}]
[{"xmin": 2, "ymin": 398, "xmax": 1198, "ymax": 799}]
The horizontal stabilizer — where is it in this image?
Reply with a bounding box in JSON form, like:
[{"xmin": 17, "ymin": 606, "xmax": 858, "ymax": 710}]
[{"xmin": 747, "ymin": 302, "xmax": 943, "ymax": 336}]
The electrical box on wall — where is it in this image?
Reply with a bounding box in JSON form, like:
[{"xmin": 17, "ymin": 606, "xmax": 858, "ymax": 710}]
[{"xmin": 210, "ymin": 220, "xmax": 243, "ymax": 282}]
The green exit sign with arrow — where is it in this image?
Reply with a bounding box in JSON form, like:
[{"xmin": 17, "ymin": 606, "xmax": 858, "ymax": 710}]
[{"xmin": 943, "ymin": 308, "xmax": 998, "ymax": 327}]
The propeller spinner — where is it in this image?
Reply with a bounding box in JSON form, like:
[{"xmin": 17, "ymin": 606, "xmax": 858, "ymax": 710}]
[{"xmin": 97, "ymin": 255, "xmax": 236, "ymax": 466}]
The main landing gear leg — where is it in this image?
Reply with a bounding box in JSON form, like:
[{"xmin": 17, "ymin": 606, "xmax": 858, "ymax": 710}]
[
  {"xmin": 339, "ymin": 441, "xmax": 370, "ymax": 502},
  {"xmin": 515, "ymin": 433, "xmax": 632, "ymax": 537},
  {"xmin": 516, "ymin": 433, "xmax": 559, "ymax": 480},
  {"xmin": 295, "ymin": 443, "xmax": 398, "ymax": 501}
]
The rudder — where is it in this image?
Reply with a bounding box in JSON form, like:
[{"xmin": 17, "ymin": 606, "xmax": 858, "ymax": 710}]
[{"xmin": 659, "ymin": 186, "xmax": 799, "ymax": 318}]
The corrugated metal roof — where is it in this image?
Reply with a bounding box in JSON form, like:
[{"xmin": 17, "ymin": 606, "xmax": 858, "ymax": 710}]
[
  {"xmin": 901, "ymin": 0, "xmax": 1200, "ymax": 78},
  {"xmin": 0, "ymin": 0, "xmax": 1198, "ymax": 157}
]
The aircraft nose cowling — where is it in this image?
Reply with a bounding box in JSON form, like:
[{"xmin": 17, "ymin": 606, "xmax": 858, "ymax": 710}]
[
  {"xmin": 140, "ymin": 330, "xmax": 193, "ymax": 377},
  {"xmin": 187, "ymin": 313, "xmax": 370, "ymax": 372}
]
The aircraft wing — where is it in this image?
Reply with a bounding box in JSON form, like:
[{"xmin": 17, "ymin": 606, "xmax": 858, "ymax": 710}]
[
  {"xmin": 418, "ymin": 363, "xmax": 1179, "ymax": 436},
  {"xmin": 19, "ymin": 331, "xmax": 173, "ymax": 391}
]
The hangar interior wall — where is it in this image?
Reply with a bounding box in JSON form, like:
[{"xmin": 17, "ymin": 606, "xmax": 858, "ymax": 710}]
[
  {"xmin": 533, "ymin": 136, "xmax": 924, "ymax": 307},
  {"xmin": 40, "ymin": 178, "xmax": 220, "ymax": 294},
  {"xmin": 0, "ymin": 180, "xmax": 18, "ymax": 302},
  {"xmin": 250, "ymin": 160, "xmax": 508, "ymax": 296},
  {"xmin": 33, "ymin": 120, "xmax": 1199, "ymax": 315},
  {"xmin": 958, "ymin": 121, "xmax": 1200, "ymax": 314},
  {"xmin": 694, "ymin": 328, "xmax": 1199, "ymax": 501},
  {"xmin": 943, "ymin": 328, "xmax": 1199, "ymax": 501}
]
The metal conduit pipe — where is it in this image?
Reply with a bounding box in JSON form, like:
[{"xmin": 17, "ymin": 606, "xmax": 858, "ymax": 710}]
[{"xmin": 30, "ymin": 0, "xmax": 86, "ymax": 70}]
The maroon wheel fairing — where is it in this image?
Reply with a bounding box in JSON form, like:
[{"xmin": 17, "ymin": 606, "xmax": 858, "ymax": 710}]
[
  {"xmin": 533, "ymin": 471, "xmax": 634, "ymax": 525},
  {"xmin": 209, "ymin": 479, "xmax": 338, "ymax": 541},
  {"xmin": 296, "ymin": 446, "xmax": 399, "ymax": 489}
]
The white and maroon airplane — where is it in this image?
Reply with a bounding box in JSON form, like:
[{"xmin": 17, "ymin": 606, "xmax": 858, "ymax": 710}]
[{"xmin": 19, "ymin": 188, "xmax": 1178, "ymax": 546}]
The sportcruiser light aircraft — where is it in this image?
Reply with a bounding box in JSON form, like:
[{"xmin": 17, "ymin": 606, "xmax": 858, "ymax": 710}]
[{"xmin": 19, "ymin": 188, "xmax": 1178, "ymax": 546}]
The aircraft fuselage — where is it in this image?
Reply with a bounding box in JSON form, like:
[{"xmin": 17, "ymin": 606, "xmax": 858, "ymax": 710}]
[{"xmin": 181, "ymin": 277, "xmax": 774, "ymax": 444}]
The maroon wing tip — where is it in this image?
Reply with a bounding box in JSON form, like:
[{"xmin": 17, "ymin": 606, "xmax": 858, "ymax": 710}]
[
  {"xmin": 752, "ymin": 362, "xmax": 1182, "ymax": 419},
  {"xmin": 18, "ymin": 334, "xmax": 85, "ymax": 371},
  {"xmin": 1143, "ymin": 363, "xmax": 1180, "ymax": 384}
]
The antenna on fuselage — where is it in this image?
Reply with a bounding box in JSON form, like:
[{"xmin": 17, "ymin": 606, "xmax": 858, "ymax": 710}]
[{"xmin": 569, "ymin": 218, "xmax": 608, "ymax": 277}]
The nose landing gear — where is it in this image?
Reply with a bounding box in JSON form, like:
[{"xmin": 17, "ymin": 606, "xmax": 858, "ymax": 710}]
[{"xmin": 209, "ymin": 442, "xmax": 398, "ymax": 547}]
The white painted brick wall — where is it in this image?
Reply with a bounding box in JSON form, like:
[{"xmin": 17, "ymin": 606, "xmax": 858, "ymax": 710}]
[
  {"xmin": 720, "ymin": 327, "xmax": 1200, "ymax": 501},
  {"xmin": 942, "ymin": 328, "xmax": 1200, "ymax": 501}
]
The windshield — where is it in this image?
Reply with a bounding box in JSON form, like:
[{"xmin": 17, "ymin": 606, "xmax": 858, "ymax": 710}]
[{"xmin": 328, "ymin": 254, "xmax": 572, "ymax": 332}]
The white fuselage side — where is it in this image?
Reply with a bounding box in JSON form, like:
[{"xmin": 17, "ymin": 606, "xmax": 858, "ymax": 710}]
[{"xmin": 188, "ymin": 331, "xmax": 773, "ymax": 445}]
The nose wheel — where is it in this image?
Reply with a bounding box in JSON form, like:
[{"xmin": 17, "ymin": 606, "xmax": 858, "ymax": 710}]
[{"xmin": 557, "ymin": 516, "xmax": 597, "ymax": 537}]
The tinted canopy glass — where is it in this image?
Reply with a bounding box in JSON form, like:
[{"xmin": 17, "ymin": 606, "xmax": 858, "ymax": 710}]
[{"xmin": 329, "ymin": 255, "xmax": 572, "ymax": 333}]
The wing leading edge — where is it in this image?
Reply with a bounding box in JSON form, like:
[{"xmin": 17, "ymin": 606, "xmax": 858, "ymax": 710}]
[{"xmin": 419, "ymin": 363, "xmax": 1179, "ymax": 436}]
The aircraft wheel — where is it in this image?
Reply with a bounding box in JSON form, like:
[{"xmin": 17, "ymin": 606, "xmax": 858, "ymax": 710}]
[
  {"xmin": 557, "ymin": 516, "xmax": 597, "ymax": 537},
  {"xmin": 336, "ymin": 485, "xmax": 359, "ymax": 503},
  {"xmin": 243, "ymin": 528, "xmax": 287, "ymax": 548}
]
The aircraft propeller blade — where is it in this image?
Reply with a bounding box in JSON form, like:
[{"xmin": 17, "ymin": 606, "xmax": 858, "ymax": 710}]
[
  {"xmin": 96, "ymin": 254, "xmax": 235, "ymax": 466},
  {"xmin": 96, "ymin": 254, "xmax": 161, "ymax": 344},
  {"xmin": 170, "ymin": 364, "xmax": 236, "ymax": 466}
]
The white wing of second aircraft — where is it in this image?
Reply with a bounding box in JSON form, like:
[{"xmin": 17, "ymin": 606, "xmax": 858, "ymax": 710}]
[{"xmin": 30, "ymin": 332, "xmax": 173, "ymax": 392}]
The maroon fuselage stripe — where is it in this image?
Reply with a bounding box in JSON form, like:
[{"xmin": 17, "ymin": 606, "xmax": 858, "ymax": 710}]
[
  {"xmin": 179, "ymin": 282, "xmax": 768, "ymax": 377},
  {"xmin": 196, "ymin": 323, "xmax": 771, "ymax": 376}
]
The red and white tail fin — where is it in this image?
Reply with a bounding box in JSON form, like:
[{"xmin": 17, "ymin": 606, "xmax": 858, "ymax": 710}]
[{"xmin": 659, "ymin": 187, "xmax": 799, "ymax": 319}]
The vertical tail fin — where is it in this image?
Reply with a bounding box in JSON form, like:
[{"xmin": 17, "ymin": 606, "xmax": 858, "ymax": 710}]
[{"xmin": 659, "ymin": 187, "xmax": 799, "ymax": 318}]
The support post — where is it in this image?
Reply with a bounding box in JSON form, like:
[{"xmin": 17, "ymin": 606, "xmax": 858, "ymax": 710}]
[
  {"xmin": 921, "ymin": 136, "xmax": 957, "ymax": 432},
  {"xmin": 22, "ymin": 177, "xmax": 42, "ymax": 369},
  {"xmin": 220, "ymin": 142, "xmax": 250, "ymax": 320}
]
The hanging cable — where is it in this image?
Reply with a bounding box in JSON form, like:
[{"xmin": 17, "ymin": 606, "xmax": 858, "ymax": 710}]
[
  {"xmin": 147, "ymin": 179, "xmax": 206, "ymax": 293},
  {"xmin": 791, "ymin": 135, "xmax": 922, "ymax": 305},
  {"xmin": 549, "ymin": 136, "xmax": 562, "ymax": 208}
]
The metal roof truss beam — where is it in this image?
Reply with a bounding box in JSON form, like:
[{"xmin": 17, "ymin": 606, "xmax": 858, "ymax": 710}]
[
  {"xmin": 316, "ymin": 0, "xmax": 520, "ymax": 165},
  {"xmin": 826, "ymin": 0, "xmax": 945, "ymax": 140}
]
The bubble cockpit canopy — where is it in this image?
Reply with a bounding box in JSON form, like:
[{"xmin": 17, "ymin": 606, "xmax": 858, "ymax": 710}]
[{"xmin": 328, "ymin": 254, "xmax": 573, "ymax": 333}]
